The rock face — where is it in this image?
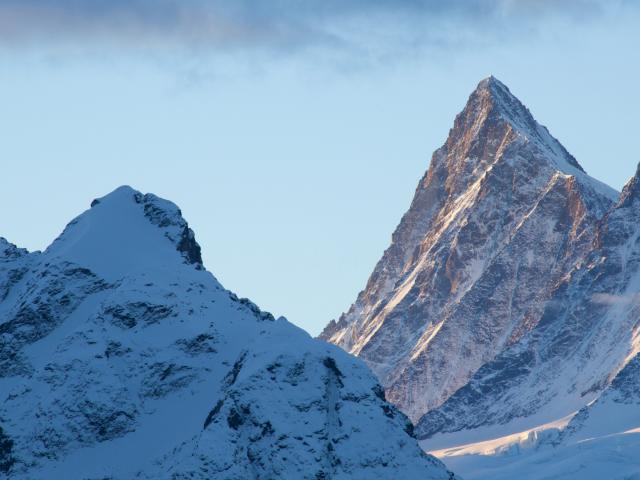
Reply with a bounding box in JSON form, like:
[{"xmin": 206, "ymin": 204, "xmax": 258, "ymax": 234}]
[
  {"xmin": 320, "ymin": 76, "xmax": 617, "ymax": 422},
  {"xmin": 417, "ymin": 163, "xmax": 640, "ymax": 439},
  {"xmin": 0, "ymin": 186, "xmax": 457, "ymax": 479},
  {"xmin": 424, "ymin": 173, "xmax": 640, "ymax": 478}
]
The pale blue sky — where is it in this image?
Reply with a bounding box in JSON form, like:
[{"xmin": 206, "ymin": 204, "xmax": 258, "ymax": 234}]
[{"xmin": 0, "ymin": 1, "xmax": 639, "ymax": 335}]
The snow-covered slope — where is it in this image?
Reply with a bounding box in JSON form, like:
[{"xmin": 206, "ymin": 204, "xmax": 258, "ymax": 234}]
[
  {"xmin": 421, "ymin": 353, "xmax": 640, "ymax": 480},
  {"xmin": 0, "ymin": 186, "xmax": 457, "ymax": 479},
  {"xmin": 425, "ymin": 419, "xmax": 640, "ymax": 480},
  {"xmin": 320, "ymin": 76, "xmax": 617, "ymax": 422}
]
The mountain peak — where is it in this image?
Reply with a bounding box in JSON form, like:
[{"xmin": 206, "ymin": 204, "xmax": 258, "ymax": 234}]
[
  {"xmin": 46, "ymin": 186, "xmax": 203, "ymax": 280},
  {"xmin": 467, "ymin": 76, "xmax": 547, "ymax": 137},
  {"xmin": 618, "ymin": 162, "xmax": 640, "ymax": 208},
  {"xmin": 471, "ymin": 75, "xmax": 519, "ymax": 105},
  {"xmin": 322, "ymin": 77, "xmax": 620, "ymax": 423},
  {"xmin": 454, "ymin": 76, "xmax": 610, "ymax": 182},
  {"xmin": 473, "ymin": 76, "xmax": 532, "ymax": 120},
  {"xmin": 89, "ymin": 184, "xmax": 137, "ymax": 207},
  {"xmin": 475, "ymin": 75, "xmax": 509, "ymax": 94}
]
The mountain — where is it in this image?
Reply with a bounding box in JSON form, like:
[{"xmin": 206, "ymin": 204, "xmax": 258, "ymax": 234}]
[
  {"xmin": 420, "ymin": 170, "xmax": 640, "ymax": 478},
  {"xmin": 320, "ymin": 76, "xmax": 618, "ymax": 422},
  {"xmin": 418, "ymin": 163, "xmax": 640, "ymax": 441},
  {"xmin": 319, "ymin": 76, "xmax": 640, "ymax": 479},
  {"xmin": 0, "ymin": 186, "xmax": 458, "ymax": 479}
]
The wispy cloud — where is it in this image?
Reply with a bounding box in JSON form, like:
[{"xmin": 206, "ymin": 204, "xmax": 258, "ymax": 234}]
[
  {"xmin": 0, "ymin": 0, "xmax": 629, "ymax": 58},
  {"xmin": 591, "ymin": 292, "xmax": 640, "ymax": 306}
]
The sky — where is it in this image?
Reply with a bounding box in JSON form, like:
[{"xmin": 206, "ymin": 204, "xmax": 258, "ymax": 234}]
[{"xmin": 0, "ymin": 0, "xmax": 639, "ymax": 335}]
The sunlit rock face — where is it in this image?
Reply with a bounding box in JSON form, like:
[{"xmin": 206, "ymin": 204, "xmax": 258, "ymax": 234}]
[
  {"xmin": 418, "ymin": 164, "xmax": 640, "ymax": 439},
  {"xmin": 0, "ymin": 187, "xmax": 458, "ymax": 480},
  {"xmin": 321, "ymin": 76, "xmax": 617, "ymax": 422}
]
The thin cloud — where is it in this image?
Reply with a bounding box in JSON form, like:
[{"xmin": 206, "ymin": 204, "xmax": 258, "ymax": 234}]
[
  {"xmin": 591, "ymin": 292, "xmax": 640, "ymax": 306},
  {"xmin": 0, "ymin": 0, "xmax": 631, "ymax": 57}
]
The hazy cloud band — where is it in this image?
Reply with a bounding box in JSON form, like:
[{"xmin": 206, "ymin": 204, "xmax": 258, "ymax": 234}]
[{"xmin": 0, "ymin": 0, "xmax": 630, "ymax": 55}]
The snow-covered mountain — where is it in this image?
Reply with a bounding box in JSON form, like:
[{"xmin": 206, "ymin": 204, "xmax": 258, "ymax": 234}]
[
  {"xmin": 321, "ymin": 76, "xmax": 640, "ymax": 479},
  {"xmin": 0, "ymin": 186, "xmax": 458, "ymax": 479},
  {"xmin": 320, "ymin": 76, "xmax": 617, "ymax": 422},
  {"xmin": 417, "ymin": 163, "xmax": 640, "ymax": 442},
  {"xmin": 413, "ymin": 161, "xmax": 640, "ymax": 474}
]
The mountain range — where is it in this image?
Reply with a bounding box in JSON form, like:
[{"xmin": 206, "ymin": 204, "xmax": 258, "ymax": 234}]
[
  {"xmin": 3, "ymin": 75, "xmax": 640, "ymax": 479},
  {"xmin": 322, "ymin": 77, "xmax": 640, "ymax": 479}
]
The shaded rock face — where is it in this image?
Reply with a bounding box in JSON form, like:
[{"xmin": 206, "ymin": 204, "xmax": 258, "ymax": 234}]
[
  {"xmin": 0, "ymin": 238, "xmax": 35, "ymax": 303},
  {"xmin": 608, "ymin": 355, "xmax": 640, "ymax": 404},
  {"xmin": 320, "ymin": 76, "xmax": 616, "ymax": 422},
  {"xmin": 134, "ymin": 191, "xmax": 204, "ymax": 267},
  {"xmin": 0, "ymin": 426, "xmax": 14, "ymax": 474},
  {"xmin": 0, "ymin": 187, "xmax": 457, "ymax": 480},
  {"xmin": 0, "ymin": 262, "xmax": 110, "ymax": 377},
  {"xmin": 164, "ymin": 350, "xmax": 450, "ymax": 480},
  {"xmin": 417, "ymin": 165, "xmax": 640, "ymax": 439}
]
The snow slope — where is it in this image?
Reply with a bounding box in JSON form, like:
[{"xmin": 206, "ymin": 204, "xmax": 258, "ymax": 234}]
[
  {"xmin": 428, "ymin": 426, "xmax": 640, "ymax": 480},
  {"xmin": 0, "ymin": 186, "xmax": 457, "ymax": 479},
  {"xmin": 422, "ymin": 353, "xmax": 640, "ymax": 480}
]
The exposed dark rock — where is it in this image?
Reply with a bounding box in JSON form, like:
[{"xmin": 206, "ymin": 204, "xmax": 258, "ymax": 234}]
[
  {"xmin": 381, "ymin": 404, "xmax": 395, "ymax": 418},
  {"xmin": 372, "ymin": 384, "xmax": 386, "ymax": 401},
  {"xmin": 203, "ymin": 400, "xmax": 224, "ymax": 430},
  {"xmin": 175, "ymin": 333, "xmax": 217, "ymax": 355},
  {"xmin": 224, "ymin": 352, "xmax": 247, "ymax": 387},
  {"xmin": 143, "ymin": 362, "xmax": 196, "ymax": 398},
  {"xmin": 228, "ymin": 292, "xmax": 275, "ymax": 322},
  {"xmin": 137, "ymin": 192, "xmax": 204, "ymax": 267},
  {"xmin": 323, "ymin": 357, "xmax": 343, "ymax": 379},
  {"xmin": 85, "ymin": 407, "xmax": 137, "ymax": 442},
  {"xmin": 101, "ymin": 301, "xmax": 174, "ymax": 329},
  {"xmin": 227, "ymin": 407, "xmax": 248, "ymax": 430},
  {"xmin": 104, "ymin": 341, "xmax": 130, "ymax": 358},
  {"xmin": 177, "ymin": 226, "xmax": 203, "ymax": 266},
  {"xmin": 0, "ymin": 426, "xmax": 15, "ymax": 474}
]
